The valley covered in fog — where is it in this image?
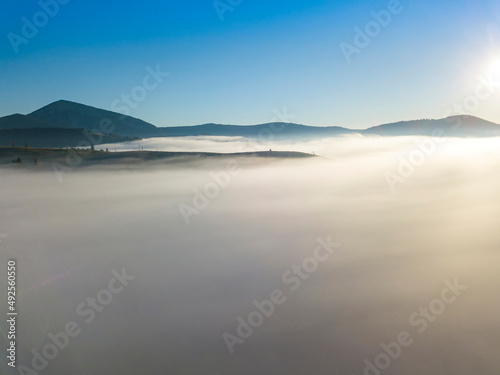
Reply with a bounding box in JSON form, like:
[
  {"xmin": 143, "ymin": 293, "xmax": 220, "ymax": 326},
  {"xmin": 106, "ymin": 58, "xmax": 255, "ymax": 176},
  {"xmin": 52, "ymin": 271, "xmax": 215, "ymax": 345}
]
[{"xmin": 1, "ymin": 135, "xmax": 500, "ymax": 374}]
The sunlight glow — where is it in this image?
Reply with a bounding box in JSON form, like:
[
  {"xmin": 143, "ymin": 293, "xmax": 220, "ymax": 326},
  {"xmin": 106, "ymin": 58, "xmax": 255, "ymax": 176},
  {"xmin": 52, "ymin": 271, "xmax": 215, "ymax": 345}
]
[{"xmin": 488, "ymin": 59, "xmax": 500, "ymax": 87}]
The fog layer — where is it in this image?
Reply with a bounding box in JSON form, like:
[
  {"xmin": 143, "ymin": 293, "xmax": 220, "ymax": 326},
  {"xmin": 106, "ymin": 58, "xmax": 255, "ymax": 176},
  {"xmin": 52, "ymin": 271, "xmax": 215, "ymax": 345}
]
[{"xmin": 1, "ymin": 136, "xmax": 499, "ymax": 374}]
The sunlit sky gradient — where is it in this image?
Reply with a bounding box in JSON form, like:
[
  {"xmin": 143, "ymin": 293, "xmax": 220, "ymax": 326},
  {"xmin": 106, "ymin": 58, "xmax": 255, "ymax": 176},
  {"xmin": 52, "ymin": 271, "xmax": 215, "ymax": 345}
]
[{"xmin": 1, "ymin": 0, "xmax": 500, "ymax": 128}]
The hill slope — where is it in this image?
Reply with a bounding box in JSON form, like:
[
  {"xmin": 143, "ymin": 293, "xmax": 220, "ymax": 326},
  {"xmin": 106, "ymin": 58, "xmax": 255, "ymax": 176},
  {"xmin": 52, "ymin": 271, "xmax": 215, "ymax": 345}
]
[
  {"xmin": 158, "ymin": 122, "xmax": 354, "ymax": 139},
  {"xmin": 2, "ymin": 101, "xmax": 500, "ymax": 143},
  {"xmin": 0, "ymin": 147, "xmax": 315, "ymax": 169},
  {"xmin": 0, "ymin": 114, "xmax": 55, "ymax": 129},
  {"xmin": 363, "ymin": 115, "xmax": 500, "ymax": 137},
  {"xmin": 27, "ymin": 100, "xmax": 160, "ymax": 137},
  {"xmin": 0, "ymin": 128, "xmax": 135, "ymax": 148}
]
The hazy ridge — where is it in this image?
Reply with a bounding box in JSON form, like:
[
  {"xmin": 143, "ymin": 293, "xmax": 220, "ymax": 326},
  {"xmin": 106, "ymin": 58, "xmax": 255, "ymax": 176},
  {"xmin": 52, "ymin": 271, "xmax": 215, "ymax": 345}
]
[{"xmin": 1, "ymin": 101, "xmax": 500, "ymax": 149}]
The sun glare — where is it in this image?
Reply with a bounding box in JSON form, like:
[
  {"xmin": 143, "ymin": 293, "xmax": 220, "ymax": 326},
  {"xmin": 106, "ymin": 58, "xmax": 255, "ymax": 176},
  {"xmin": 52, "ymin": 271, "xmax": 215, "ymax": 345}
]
[{"xmin": 488, "ymin": 59, "xmax": 500, "ymax": 85}]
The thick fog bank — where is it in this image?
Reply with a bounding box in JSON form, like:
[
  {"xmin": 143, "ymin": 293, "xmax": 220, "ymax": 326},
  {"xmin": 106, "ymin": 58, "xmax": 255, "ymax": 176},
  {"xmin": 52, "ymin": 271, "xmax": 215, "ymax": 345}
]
[{"xmin": 1, "ymin": 136, "xmax": 499, "ymax": 374}]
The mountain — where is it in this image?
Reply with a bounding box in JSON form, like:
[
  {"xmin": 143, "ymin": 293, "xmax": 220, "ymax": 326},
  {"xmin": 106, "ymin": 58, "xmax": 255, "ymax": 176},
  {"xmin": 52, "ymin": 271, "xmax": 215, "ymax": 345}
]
[
  {"xmin": 0, "ymin": 114, "xmax": 55, "ymax": 129},
  {"xmin": 158, "ymin": 122, "xmax": 354, "ymax": 138},
  {"xmin": 161, "ymin": 116, "xmax": 500, "ymax": 138},
  {"xmin": 28, "ymin": 100, "xmax": 160, "ymax": 137},
  {"xmin": 0, "ymin": 128, "xmax": 134, "ymax": 148},
  {"xmin": 1, "ymin": 101, "xmax": 500, "ymax": 146},
  {"xmin": 363, "ymin": 115, "xmax": 500, "ymax": 137},
  {"xmin": 0, "ymin": 100, "xmax": 160, "ymax": 137}
]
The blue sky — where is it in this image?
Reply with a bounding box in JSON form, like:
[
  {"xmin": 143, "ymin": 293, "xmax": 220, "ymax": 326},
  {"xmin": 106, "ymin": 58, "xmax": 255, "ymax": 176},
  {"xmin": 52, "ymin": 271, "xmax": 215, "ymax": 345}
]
[{"xmin": 1, "ymin": 0, "xmax": 500, "ymax": 128}]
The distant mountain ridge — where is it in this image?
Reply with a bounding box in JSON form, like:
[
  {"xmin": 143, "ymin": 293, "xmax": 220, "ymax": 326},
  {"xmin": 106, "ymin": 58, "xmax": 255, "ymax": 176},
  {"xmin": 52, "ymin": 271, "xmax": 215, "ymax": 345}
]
[
  {"xmin": 364, "ymin": 115, "xmax": 500, "ymax": 137},
  {"xmin": 158, "ymin": 122, "xmax": 355, "ymax": 138},
  {"xmin": 1, "ymin": 100, "xmax": 500, "ymax": 148}
]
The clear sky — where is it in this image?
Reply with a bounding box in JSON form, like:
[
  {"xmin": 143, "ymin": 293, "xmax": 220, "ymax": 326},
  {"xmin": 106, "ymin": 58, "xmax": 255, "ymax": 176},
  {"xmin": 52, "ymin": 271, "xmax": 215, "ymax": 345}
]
[{"xmin": 1, "ymin": 0, "xmax": 500, "ymax": 128}]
